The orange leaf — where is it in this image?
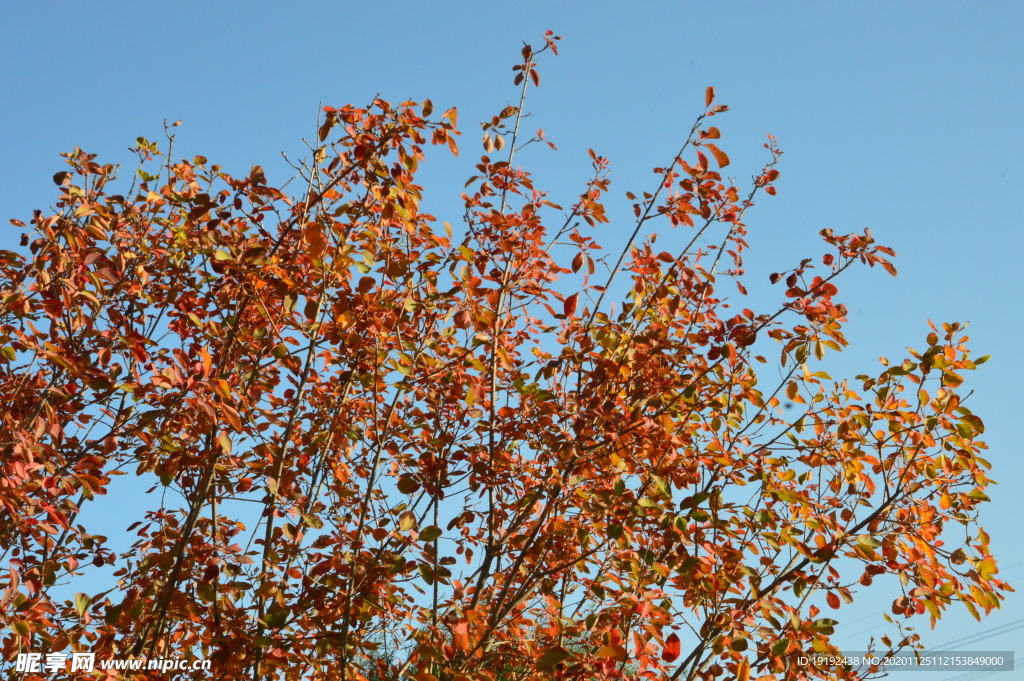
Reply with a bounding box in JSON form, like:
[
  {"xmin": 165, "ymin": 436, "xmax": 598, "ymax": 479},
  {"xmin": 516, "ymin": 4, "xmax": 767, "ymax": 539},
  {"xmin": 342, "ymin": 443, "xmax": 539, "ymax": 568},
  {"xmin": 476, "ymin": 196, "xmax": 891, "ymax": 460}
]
[
  {"xmin": 303, "ymin": 222, "xmax": 327, "ymax": 260},
  {"xmin": 737, "ymin": 658, "xmax": 750, "ymax": 681},
  {"xmin": 705, "ymin": 86, "xmax": 715, "ymax": 107},
  {"xmin": 704, "ymin": 143, "xmax": 730, "ymax": 168},
  {"xmin": 451, "ymin": 619, "xmax": 470, "ymax": 651},
  {"xmin": 597, "ymin": 645, "xmax": 628, "ymax": 661}
]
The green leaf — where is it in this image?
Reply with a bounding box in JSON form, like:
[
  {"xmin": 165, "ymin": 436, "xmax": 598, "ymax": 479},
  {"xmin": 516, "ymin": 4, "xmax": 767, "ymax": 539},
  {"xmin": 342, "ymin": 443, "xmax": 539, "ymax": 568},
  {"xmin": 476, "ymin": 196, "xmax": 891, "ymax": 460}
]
[
  {"xmin": 399, "ymin": 511, "xmax": 417, "ymax": 532},
  {"xmin": 960, "ymin": 414, "xmax": 985, "ymax": 434},
  {"xmin": 419, "ymin": 525, "xmax": 441, "ymax": 542},
  {"xmin": 196, "ymin": 582, "xmax": 216, "ymax": 603},
  {"xmin": 418, "ymin": 563, "xmax": 434, "ymax": 584},
  {"xmin": 397, "ymin": 475, "xmax": 420, "ymax": 494},
  {"xmin": 856, "ymin": 534, "xmax": 881, "ymax": 549},
  {"xmin": 537, "ymin": 647, "xmax": 572, "ymax": 669},
  {"xmin": 261, "ymin": 604, "xmax": 288, "ymax": 629},
  {"xmin": 74, "ymin": 593, "xmax": 90, "ymax": 617},
  {"xmin": 104, "ymin": 603, "xmax": 122, "ymax": 625},
  {"xmin": 812, "ymin": 618, "xmax": 837, "ymax": 634}
]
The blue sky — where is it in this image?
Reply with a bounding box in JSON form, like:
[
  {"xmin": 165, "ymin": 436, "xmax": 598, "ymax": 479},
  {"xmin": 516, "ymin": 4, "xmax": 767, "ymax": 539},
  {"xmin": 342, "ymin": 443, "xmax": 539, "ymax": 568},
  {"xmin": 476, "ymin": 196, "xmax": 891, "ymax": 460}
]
[{"xmin": 3, "ymin": 2, "xmax": 1023, "ymax": 676}]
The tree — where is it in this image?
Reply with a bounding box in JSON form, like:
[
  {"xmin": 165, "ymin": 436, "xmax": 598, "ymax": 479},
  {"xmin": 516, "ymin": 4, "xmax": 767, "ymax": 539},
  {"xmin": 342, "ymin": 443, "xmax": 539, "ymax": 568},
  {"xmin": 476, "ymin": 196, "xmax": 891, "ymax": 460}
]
[{"xmin": 0, "ymin": 31, "xmax": 1008, "ymax": 681}]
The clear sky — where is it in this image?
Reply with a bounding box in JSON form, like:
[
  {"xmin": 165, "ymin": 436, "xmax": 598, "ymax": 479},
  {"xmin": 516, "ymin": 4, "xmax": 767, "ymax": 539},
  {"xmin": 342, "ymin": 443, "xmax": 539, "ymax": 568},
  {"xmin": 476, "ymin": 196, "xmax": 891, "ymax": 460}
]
[{"xmin": 3, "ymin": 2, "xmax": 1023, "ymax": 677}]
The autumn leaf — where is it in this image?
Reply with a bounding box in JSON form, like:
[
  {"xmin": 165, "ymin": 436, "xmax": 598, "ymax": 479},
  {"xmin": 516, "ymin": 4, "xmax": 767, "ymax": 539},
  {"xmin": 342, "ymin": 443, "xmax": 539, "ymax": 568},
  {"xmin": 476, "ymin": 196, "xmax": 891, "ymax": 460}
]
[
  {"xmin": 0, "ymin": 31, "xmax": 1001, "ymax": 681},
  {"xmin": 563, "ymin": 292, "xmax": 579, "ymax": 317},
  {"xmin": 451, "ymin": 619, "xmax": 470, "ymax": 651},
  {"xmin": 537, "ymin": 647, "xmax": 572, "ymax": 669},
  {"xmin": 303, "ymin": 222, "xmax": 327, "ymax": 260},
  {"xmin": 704, "ymin": 142, "xmax": 730, "ymax": 168},
  {"xmin": 662, "ymin": 632, "xmax": 681, "ymax": 662}
]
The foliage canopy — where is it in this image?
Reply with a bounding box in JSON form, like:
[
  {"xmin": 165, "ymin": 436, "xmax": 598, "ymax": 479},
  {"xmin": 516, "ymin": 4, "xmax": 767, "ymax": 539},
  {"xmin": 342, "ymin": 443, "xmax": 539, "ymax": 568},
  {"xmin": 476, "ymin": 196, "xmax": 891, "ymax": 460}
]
[{"xmin": 0, "ymin": 32, "xmax": 1007, "ymax": 681}]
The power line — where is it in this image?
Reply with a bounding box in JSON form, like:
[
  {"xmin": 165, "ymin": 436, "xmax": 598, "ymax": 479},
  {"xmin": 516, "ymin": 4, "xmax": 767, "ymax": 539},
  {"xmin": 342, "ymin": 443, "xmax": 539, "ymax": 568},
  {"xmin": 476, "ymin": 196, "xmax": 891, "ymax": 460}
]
[{"xmin": 931, "ymin": 617, "xmax": 1024, "ymax": 651}]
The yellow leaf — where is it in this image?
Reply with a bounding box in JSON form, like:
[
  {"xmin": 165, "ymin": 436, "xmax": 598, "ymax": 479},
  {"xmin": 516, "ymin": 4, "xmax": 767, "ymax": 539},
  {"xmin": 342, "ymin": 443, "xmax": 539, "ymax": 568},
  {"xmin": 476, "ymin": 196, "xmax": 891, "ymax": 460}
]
[
  {"xmin": 399, "ymin": 511, "xmax": 417, "ymax": 532},
  {"xmin": 737, "ymin": 658, "xmax": 750, "ymax": 681}
]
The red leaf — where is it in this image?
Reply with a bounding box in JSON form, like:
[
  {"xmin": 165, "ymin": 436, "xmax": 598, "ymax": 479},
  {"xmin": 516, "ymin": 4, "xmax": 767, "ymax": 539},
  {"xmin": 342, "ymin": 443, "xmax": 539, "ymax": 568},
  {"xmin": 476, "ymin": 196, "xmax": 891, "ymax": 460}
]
[
  {"xmin": 826, "ymin": 591, "xmax": 841, "ymax": 609},
  {"xmin": 705, "ymin": 86, "xmax": 715, "ymax": 107},
  {"xmin": 662, "ymin": 632, "xmax": 680, "ymax": 662},
  {"xmin": 563, "ymin": 293, "xmax": 579, "ymax": 317}
]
